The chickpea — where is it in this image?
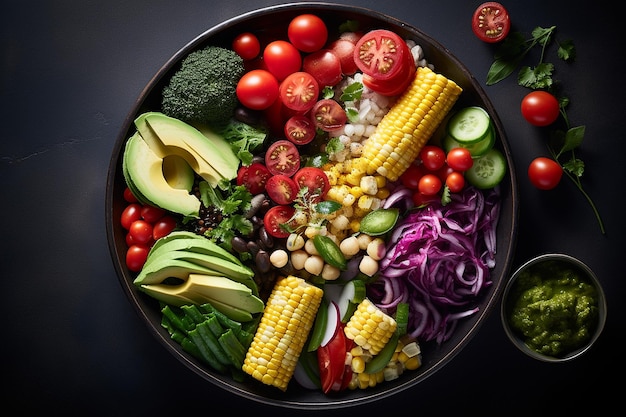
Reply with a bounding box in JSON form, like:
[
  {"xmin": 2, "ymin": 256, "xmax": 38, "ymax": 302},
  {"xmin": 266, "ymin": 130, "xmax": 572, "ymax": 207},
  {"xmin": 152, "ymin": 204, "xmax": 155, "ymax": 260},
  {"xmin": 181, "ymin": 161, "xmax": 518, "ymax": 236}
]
[
  {"xmin": 304, "ymin": 239, "xmax": 319, "ymax": 255},
  {"xmin": 340, "ymin": 235, "xmax": 360, "ymax": 257},
  {"xmin": 269, "ymin": 249, "xmax": 289, "ymax": 268},
  {"xmin": 286, "ymin": 233, "xmax": 305, "ymax": 251},
  {"xmin": 366, "ymin": 238, "xmax": 386, "ymax": 260},
  {"xmin": 321, "ymin": 264, "xmax": 341, "ymax": 280},
  {"xmin": 304, "ymin": 255, "xmax": 324, "ymax": 276},
  {"xmin": 359, "ymin": 255, "xmax": 379, "ymax": 277},
  {"xmin": 357, "ymin": 233, "xmax": 374, "ymax": 250},
  {"xmin": 290, "ymin": 250, "xmax": 308, "ymax": 270}
]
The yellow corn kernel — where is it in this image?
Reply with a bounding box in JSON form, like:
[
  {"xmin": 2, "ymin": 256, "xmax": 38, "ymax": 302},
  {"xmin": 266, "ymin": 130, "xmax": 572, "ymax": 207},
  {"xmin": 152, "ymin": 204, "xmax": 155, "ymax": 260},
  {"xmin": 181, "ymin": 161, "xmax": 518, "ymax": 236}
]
[
  {"xmin": 351, "ymin": 355, "xmax": 366, "ymax": 374},
  {"xmin": 242, "ymin": 275, "xmax": 324, "ymax": 391},
  {"xmin": 359, "ymin": 66, "xmax": 462, "ymax": 181},
  {"xmin": 403, "ymin": 355, "xmax": 422, "ymax": 371},
  {"xmin": 375, "ymin": 188, "xmax": 390, "ymax": 199},
  {"xmin": 374, "ymin": 175, "xmax": 387, "ymax": 188},
  {"xmin": 349, "ymin": 186, "xmax": 365, "ymax": 199},
  {"xmin": 359, "ymin": 175, "xmax": 378, "ymax": 195},
  {"xmin": 344, "ymin": 298, "xmax": 397, "ymax": 355}
]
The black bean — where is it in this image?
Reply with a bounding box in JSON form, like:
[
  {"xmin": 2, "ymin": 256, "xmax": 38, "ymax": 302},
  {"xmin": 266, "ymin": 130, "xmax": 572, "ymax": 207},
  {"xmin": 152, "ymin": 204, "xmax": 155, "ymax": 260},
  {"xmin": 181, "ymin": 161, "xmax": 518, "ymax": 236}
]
[
  {"xmin": 247, "ymin": 240, "xmax": 260, "ymax": 257},
  {"xmin": 255, "ymin": 250, "xmax": 271, "ymax": 273},
  {"xmin": 258, "ymin": 226, "xmax": 274, "ymax": 248},
  {"xmin": 231, "ymin": 236, "xmax": 249, "ymax": 254}
]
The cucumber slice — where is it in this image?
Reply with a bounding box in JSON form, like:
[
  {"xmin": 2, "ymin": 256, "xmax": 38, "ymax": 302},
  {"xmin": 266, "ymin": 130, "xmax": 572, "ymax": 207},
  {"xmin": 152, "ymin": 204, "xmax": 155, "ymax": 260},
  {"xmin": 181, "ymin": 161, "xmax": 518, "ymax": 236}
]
[
  {"xmin": 337, "ymin": 280, "xmax": 366, "ymax": 323},
  {"xmin": 447, "ymin": 106, "xmax": 491, "ymax": 144},
  {"xmin": 465, "ymin": 148, "xmax": 507, "ymax": 189},
  {"xmin": 442, "ymin": 122, "xmax": 495, "ymax": 157}
]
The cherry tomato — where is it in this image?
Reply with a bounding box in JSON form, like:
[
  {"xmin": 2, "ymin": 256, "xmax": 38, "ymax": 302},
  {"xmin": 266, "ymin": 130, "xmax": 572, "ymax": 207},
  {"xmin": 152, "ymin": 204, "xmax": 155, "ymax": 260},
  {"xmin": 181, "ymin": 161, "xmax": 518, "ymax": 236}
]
[
  {"xmin": 436, "ymin": 163, "xmax": 455, "ymax": 182},
  {"xmin": 419, "ymin": 145, "xmax": 446, "ymax": 171},
  {"xmin": 152, "ymin": 215, "xmax": 177, "ymax": 240},
  {"xmin": 412, "ymin": 191, "xmax": 440, "ymax": 207},
  {"xmin": 279, "ymin": 71, "xmax": 319, "ymax": 112},
  {"xmin": 123, "ymin": 187, "xmax": 138, "ymax": 203},
  {"xmin": 354, "ymin": 29, "xmax": 409, "ymax": 81},
  {"xmin": 126, "ymin": 244, "xmax": 150, "ymax": 272},
  {"xmin": 521, "ymin": 91, "xmax": 560, "ymax": 127},
  {"xmin": 236, "ymin": 162, "xmax": 271, "ymax": 194},
  {"xmin": 140, "ymin": 205, "xmax": 165, "ymax": 223},
  {"xmin": 128, "ymin": 219, "xmax": 154, "ymax": 246},
  {"xmin": 528, "ymin": 157, "xmax": 563, "ymax": 190},
  {"xmin": 236, "ymin": 69, "xmax": 279, "ymax": 110},
  {"xmin": 232, "ymin": 32, "xmax": 261, "ymax": 60},
  {"xmin": 263, "ymin": 40, "xmax": 302, "ymax": 81},
  {"xmin": 418, "ymin": 174, "xmax": 442, "ymax": 196},
  {"xmin": 265, "ymin": 140, "xmax": 301, "ymax": 176},
  {"xmin": 446, "ymin": 147, "xmax": 474, "ymax": 171},
  {"xmin": 294, "ymin": 167, "xmax": 330, "ymax": 198},
  {"xmin": 339, "ymin": 31, "xmax": 363, "ymax": 44},
  {"xmin": 265, "ymin": 174, "xmax": 299, "ymax": 205},
  {"xmin": 445, "ymin": 171, "xmax": 466, "ymax": 193},
  {"xmin": 310, "ymin": 99, "xmax": 347, "ymax": 132},
  {"xmin": 471, "ymin": 2, "xmax": 511, "ymax": 43},
  {"xmin": 361, "ymin": 46, "xmax": 416, "ymax": 96},
  {"xmin": 121, "ymin": 203, "xmax": 142, "ymax": 230},
  {"xmin": 263, "ymin": 205, "xmax": 296, "ymax": 238},
  {"xmin": 287, "ymin": 14, "xmax": 328, "ymax": 53},
  {"xmin": 302, "ymin": 49, "xmax": 343, "ymax": 87},
  {"xmin": 399, "ymin": 164, "xmax": 426, "ymax": 190},
  {"xmin": 284, "ymin": 115, "xmax": 316, "ymax": 145},
  {"xmin": 328, "ymin": 39, "xmax": 358, "ymax": 75}
]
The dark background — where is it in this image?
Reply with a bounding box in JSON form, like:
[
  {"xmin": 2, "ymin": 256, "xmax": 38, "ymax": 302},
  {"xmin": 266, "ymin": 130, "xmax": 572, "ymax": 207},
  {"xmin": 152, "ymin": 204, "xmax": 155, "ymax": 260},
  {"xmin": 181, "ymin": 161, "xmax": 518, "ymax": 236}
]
[{"xmin": 2, "ymin": 0, "xmax": 622, "ymax": 415}]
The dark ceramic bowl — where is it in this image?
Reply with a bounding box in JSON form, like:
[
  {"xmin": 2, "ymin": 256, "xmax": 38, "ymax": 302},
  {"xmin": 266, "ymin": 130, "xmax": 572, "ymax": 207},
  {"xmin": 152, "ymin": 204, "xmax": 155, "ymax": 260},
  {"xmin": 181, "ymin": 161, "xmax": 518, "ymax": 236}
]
[
  {"xmin": 501, "ymin": 253, "xmax": 607, "ymax": 363},
  {"xmin": 106, "ymin": 2, "xmax": 519, "ymax": 409}
]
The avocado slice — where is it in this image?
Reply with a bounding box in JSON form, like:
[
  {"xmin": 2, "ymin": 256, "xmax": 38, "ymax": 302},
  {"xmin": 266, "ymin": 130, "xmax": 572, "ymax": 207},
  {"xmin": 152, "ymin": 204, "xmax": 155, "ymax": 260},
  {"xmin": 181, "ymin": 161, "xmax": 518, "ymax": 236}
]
[
  {"xmin": 149, "ymin": 231, "xmax": 243, "ymax": 266},
  {"xmin": 123, "ymin": 132, "xmax": 201, "ymax": 217},
  {"xmin": 142, "ymin": 112, "xmax": 239, "ymax": 186},
  {"xmin": 139, "ymin": 274, "xmax": 264, "ymax": 322},
  {"xmin": 142, "ymin": 249, "xmax": 256, "ymax": 293},
  {"xmin": 133, "ymin": 258, "xmax": 222, "ymax": 286},
  {"xmin": 162, "ymin": 154, "xmax": 194, "ymax": 191}
]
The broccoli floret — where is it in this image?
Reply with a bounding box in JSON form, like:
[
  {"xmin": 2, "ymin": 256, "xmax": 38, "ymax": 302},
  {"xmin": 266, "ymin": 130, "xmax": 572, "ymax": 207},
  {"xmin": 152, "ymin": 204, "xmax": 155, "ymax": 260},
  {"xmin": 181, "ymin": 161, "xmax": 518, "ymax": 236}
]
[{"xmin": 161, "ymin": 46, "xmax": 245, "ymax": 126}]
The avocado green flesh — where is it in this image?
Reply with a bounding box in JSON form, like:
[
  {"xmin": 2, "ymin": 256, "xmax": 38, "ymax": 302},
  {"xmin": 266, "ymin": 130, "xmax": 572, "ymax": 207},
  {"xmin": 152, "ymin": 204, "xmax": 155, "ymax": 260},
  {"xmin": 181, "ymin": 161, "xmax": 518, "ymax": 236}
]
[
  {"xmin": 133, "ymin": 258, "xmax": 223, "ymax": 285},
  {"xmin": 123, "ymin": 132, "xmax": 201, "ymax": 217},
  {"xmin": 149, "ymin": 231, "xmax": 243, "ymax": 266},
  {"xmin": 143, "ymin": 112, "xmax": 239, "ymax": 185}
]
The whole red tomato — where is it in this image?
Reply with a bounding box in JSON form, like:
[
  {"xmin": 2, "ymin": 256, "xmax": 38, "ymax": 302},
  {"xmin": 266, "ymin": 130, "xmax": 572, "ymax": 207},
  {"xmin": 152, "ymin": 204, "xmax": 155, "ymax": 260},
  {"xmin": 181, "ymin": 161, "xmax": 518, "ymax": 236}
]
[
  {"xmin": 521, "ymin": 91, "xmax": 560, "ymax": 126},
  {"xmin": 528, "ymin": 157, "xmax": 563, "ymax": 190}
]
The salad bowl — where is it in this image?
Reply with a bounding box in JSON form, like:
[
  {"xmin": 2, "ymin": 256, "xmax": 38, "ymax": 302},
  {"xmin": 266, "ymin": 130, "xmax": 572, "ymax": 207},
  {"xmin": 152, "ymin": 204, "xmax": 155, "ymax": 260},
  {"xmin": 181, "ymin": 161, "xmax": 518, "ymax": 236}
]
[{"xmin": 105, "ymin": 2, "xmax": 519, "ymax": 408}]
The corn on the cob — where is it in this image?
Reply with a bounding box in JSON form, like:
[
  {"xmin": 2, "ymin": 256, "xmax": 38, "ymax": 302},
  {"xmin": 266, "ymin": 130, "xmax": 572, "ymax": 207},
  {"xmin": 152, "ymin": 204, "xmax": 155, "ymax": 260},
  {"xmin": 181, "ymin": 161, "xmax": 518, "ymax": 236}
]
[
  {"xmin": 242, "ymin": 275, "xmax": 324, "ymax": 391},
  {"xmin": 343, "ymin": 298, "xmax": 397, "ymax": 355},
  {"xmin": 357, "ymin": 66, "xmax": 463, "ymax": 181}
]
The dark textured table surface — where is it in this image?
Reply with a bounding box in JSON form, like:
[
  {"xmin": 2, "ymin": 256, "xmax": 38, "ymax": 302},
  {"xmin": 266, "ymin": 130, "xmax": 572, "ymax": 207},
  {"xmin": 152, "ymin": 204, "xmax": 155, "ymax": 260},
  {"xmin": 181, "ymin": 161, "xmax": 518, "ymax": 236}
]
[{"xmin": 2, "ymin": 1, "xmax": 621, "ymax": 415}]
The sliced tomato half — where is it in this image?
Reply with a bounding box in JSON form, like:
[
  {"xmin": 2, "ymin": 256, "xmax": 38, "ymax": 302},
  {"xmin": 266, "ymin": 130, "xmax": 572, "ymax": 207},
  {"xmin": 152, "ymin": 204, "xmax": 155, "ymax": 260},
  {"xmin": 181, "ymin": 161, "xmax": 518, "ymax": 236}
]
[
  {"xmin": 471, "ymin": 2, "xmax": 511, "ymax": 43},
  {"xmin": 263, "ymin": 205, "xmax": 296, "ymax": 238},
  {"xmin": 236, "ymin": 162, "xmax": 271, "ymax": 195},
  {"xmin": 265, "ymin": 139, "xmax": 301, "ymax": 177},
  {"xmin": 279, "ymin": 71, "xmax": 320, "ymax": 112},
  {"xmin": 294, "ymin": 167, "xmax": 330, "ymax": 199},
  {"xmin": 353, "ymin": 29, "xmax": 409, "ymax": 81},
  {"xmin": 265, "ymin": 174, "xmax": 299, "ymax": 205}
]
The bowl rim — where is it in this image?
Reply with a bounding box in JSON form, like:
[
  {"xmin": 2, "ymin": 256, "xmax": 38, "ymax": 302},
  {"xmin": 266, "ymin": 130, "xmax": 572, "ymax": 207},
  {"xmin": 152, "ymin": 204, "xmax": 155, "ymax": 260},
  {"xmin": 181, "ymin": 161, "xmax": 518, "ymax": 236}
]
[
  {"xmin": 105, "ymin": 1, "xmax": 520, "ymax": 408},
  {"xmin": 500, "ymin": 253, "xmax": 607, "ymax": 363}
]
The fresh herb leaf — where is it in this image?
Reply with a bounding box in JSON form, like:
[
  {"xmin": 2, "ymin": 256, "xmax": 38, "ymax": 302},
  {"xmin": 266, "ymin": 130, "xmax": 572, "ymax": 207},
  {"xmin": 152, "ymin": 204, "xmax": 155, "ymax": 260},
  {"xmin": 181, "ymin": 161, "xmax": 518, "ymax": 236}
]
[
  {"xmin": 219, "ymin": 119, "xmax": 267, "ymax": 166},
  {"xmin": 340, "ymin": 82, "xmax": 363, "ymax": 102},
  {"xmin": 322, "ymin": 86, "xmax": 335, "ymax": 99},
  {"xmin": 314, "ymin": 200, "xmax": 342, "ymax": 215}
]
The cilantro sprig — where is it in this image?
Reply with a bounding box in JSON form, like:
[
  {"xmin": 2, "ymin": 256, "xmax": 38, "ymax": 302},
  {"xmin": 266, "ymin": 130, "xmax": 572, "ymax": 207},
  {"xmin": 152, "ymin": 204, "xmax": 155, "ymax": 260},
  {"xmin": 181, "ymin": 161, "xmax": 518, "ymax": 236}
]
[{"xmin": 486, "ymin": 26, "xmax": 605, "ymax": 234}]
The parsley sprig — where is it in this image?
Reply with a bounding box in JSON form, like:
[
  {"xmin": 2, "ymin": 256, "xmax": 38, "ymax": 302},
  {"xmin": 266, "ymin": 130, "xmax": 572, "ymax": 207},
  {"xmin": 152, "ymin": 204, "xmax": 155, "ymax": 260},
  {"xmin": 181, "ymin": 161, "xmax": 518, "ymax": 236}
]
[{"xmin": 486, "ymin": 26, "xmax": 605, "ymax": 234}]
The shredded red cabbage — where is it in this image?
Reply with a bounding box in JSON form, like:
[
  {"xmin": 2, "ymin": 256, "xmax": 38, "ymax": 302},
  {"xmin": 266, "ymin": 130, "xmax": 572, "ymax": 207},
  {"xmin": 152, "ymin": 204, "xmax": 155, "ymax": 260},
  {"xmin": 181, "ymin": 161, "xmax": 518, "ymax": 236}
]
[{"xmin": 368, "ymin": 186, "xmax": 501, "ymax": 344}]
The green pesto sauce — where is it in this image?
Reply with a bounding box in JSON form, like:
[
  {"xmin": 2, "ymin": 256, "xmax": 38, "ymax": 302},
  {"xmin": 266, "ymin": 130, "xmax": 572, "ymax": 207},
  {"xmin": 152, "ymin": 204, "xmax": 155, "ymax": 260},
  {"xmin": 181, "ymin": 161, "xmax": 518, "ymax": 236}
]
[{"xmin": 508, "ymin": 260, "xmax": 599, "ymax": 358}]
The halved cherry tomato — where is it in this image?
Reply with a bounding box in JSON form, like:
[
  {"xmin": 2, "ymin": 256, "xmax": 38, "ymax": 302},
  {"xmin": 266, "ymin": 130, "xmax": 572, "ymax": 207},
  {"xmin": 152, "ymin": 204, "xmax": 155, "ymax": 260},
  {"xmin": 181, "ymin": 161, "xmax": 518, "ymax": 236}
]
[
  {"xmin": 287, "ymin": 14, "xmax": 328, "ymax": 53},
  {"xmin": 279, "ymin": 71, "xmax": 319, "ymax": 112},
  {"xmin": 265, "ymin": 140, "xmax": 301, "ymax": 176},
  {"xmin": 399, "ymin": 164, "xmax": 427, "ymax": 190},
  {"xmin": 263, "ymin": 205, "xmax": 296, "ymax": 238},
  {"xmin": 263, "ymin": 40, "xmax": 302, "ymax": 81},
  {"xmin": 361, "ymin": 45, "xmax": 416, "ymax": 96},
  {"xmin": 237, "ymin": 162, "xmax": 271, "ymax": 195},
  {"xmin": 328, "ymin": 39, "xmax": 358, "ymax": 75},
  {"xmin": 232, "ymin": 32, "xmax": 261, "ymax": 60},
  {"xmin": 471, "ymin": 2, "xmax": 511, "ymax": 43},
  {"xmin": 310, "ymin": 99, "xmax": 347, "ymax": 132},
  {"xmin": 302, "ymin": 49, "xmax": 343, "ymax": 87},
  {"xmin": 354, "ymin": 29, "xmax": 408, "ymax": 81},
  {"xmin": 284, "ymin": 115, "xmax": 316, "ymax": 145},
  {"xmin": 236, "ymin": 69, "xmax": 279, "ymax": 110},
  {"xmin": 294, "ymin": 167, "xmax": 330, "ymax": 198},
  {"xmin": 265, "ymin": 174, "xmax": 299, "ymax": 205}
]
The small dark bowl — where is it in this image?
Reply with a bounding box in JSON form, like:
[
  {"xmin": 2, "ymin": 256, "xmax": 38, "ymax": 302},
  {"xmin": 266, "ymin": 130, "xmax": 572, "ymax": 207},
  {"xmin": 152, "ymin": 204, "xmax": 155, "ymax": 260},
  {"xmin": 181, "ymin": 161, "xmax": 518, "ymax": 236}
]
[
  {"xmin": 501, "ymin": 253, "xmax": 607, "ymax": 362},
  {"xmin": 106, "ymin": 2, "xmax": 519, "ymax": 409}
]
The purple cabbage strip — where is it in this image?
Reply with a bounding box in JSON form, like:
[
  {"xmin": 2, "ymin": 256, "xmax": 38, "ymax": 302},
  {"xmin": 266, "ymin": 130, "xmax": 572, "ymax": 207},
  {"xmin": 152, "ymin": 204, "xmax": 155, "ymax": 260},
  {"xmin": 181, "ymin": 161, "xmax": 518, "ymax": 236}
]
[{"xmin": 369, "ymin": 186, "xmax": 501, "ymax": 344}]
